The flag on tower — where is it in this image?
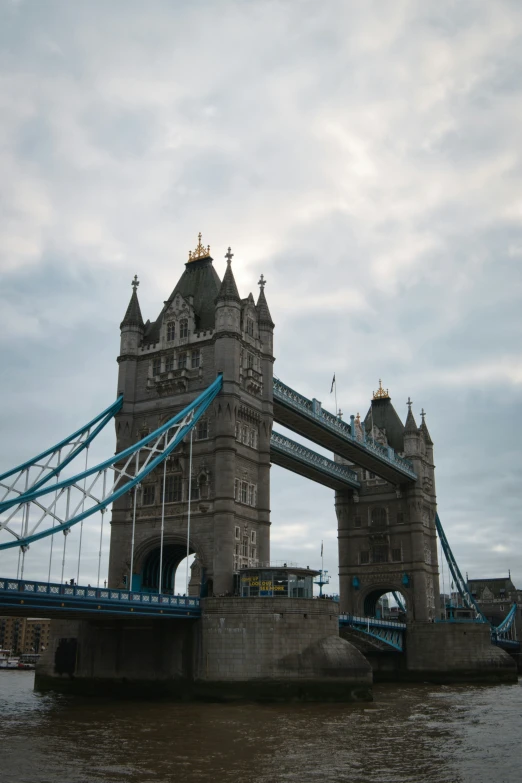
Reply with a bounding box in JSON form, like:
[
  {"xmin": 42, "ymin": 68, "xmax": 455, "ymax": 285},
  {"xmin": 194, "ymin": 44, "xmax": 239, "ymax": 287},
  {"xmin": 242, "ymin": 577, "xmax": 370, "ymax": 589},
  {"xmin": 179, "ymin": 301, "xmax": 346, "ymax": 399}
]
[{"xmin": 330, "ymin": 374, "xmax": 336, "ymax": 393}]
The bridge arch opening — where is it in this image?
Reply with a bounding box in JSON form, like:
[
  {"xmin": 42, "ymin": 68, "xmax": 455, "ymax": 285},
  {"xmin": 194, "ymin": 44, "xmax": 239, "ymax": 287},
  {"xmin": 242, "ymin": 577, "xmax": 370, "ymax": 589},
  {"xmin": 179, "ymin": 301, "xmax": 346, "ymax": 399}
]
[
  {"xmin": 363, "ymin": 588, "xmax": 407, "ymax": 621},
  {"xmin": 131, "ymin": 534, "xmax": 211, "ymax": 597}
]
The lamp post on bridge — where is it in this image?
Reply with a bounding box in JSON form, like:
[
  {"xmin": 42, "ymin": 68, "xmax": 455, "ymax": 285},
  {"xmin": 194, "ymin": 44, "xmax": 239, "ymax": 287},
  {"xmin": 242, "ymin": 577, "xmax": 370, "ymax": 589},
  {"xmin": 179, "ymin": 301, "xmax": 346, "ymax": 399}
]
[{"xmin": 314, "ymin": 569, "xmax": 330, "ymax": 598}]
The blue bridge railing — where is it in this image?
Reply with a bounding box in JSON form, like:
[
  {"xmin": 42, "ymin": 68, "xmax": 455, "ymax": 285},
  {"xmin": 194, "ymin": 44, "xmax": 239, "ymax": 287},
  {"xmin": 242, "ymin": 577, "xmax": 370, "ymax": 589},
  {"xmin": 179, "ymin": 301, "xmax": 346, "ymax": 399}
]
[
  {"xmin": 339, "ymin": 614, "xmax": 406, "ymax": 651},
  {"xmin": 0, "ymin": 578, "xmax": 201, "ymax": 618},
  {"xmin": 273, "ymin": 378, "xmax": 416, "ymax": 480}
]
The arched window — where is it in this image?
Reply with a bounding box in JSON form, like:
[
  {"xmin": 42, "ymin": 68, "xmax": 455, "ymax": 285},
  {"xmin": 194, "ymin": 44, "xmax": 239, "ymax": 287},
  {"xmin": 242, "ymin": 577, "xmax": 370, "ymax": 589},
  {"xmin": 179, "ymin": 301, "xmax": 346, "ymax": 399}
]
[
  {"xmin": 371, "ymin": 507, "xmax": 387, "ymax": 529},
  {"xmin": 166, "ymin": 322, "xmax": 175, "ymax": 341},
  {"xmin": 179, "ymin": 319, "xmax": 188, "ymax": 339}
]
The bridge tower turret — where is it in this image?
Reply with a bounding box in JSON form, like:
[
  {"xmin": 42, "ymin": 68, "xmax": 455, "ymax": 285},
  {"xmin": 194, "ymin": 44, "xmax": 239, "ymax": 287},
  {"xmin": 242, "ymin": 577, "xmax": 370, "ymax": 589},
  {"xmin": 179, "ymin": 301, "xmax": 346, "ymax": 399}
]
[
  {"xmin": 108, "ymin": 236, "xmax": 274, "ymax": 597},
  {"xmin": 337, "ymin": 385, "xmax": 440, "ymax": 622}
]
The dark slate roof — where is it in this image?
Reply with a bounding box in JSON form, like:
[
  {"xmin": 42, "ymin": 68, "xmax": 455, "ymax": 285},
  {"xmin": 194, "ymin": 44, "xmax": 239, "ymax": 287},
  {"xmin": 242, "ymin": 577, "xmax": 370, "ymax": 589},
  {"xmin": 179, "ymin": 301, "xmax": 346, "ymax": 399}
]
[
  {"xmin": 144, "ymin": 256, "xmax": 221, "ymax": 341},
  {"xmin": 467, "ymin": 577, "xmax": 517, "ymax": 596},
  {"xmin": 256, "ymin": 286, "xmax": 274, "ymax": 328},
  {"xmin": 216, "ymin": 262, "xmax": 240, "ymax": 302},
  {"xmin": 120, "ymin": 289, "xmax": 144, "ymax": 330},
  {"xmin": 363, "ymin": 397, "xmax": 405, "ymax": 453}
]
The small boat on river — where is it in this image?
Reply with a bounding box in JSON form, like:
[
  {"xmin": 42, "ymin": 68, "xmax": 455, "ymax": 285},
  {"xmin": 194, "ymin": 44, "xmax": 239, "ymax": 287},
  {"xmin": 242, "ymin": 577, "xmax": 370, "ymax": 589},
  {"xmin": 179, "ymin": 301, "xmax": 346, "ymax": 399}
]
[{"xmin": 0, "ymin": 649, "xmax": 20, "ymax": 670}]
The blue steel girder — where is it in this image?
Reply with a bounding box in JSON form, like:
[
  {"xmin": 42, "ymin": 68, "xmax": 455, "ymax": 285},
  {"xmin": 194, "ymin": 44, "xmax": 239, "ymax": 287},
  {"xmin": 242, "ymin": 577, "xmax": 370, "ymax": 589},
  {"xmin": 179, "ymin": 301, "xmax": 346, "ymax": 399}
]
[
  {"xmin": 0, "ymin": 577, "xmax": 201, "ymax": 619},
  {"xmin": 270, "ymin": 430, "xmax": 360, "ymax": 491},
  {"xmin": 272, "ymin": 379, "xmax": 416, "ymax": 485},
  {"xmin": 0, "ymin": 375, "xmax": 223, "ymax": 551},
  {"xmin": 339, "ymin": 615, "xmax": 406, "ymax": 651}
]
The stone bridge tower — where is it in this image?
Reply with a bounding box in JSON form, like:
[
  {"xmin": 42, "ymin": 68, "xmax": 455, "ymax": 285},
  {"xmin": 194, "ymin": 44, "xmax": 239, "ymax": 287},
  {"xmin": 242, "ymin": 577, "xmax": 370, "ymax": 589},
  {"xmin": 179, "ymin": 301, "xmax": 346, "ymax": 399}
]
[
  {"xmin": 336, "ymin": 383, "xmax": 440, "ymax": 622},
  {"xmin": 108, "ymin": 235, "xmax": 274, "ymax": 596}
]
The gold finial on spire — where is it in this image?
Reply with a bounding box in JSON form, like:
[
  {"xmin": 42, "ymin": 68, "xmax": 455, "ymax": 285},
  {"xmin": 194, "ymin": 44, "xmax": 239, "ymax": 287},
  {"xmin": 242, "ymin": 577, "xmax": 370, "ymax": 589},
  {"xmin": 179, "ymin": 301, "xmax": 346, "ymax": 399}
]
[
  {"xmin": 187, "ymin": 232, "xmax": 211, "ymax": 263},
  {"xmin": 373, "ymin": 379, "xmax": 390, "ymax": 400},
  {"xmin": 355, "ymin": 412, "xmax": 360, "ymax": 424}
]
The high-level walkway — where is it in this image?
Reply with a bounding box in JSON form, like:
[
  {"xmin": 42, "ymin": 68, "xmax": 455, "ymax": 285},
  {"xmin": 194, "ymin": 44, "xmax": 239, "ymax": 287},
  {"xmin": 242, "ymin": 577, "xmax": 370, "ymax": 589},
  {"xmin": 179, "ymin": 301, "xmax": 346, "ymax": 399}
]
[
  {"xmin": 273, "ymin": 378, "xmax": 417, "ymax": 484},
  {"xmin": 270, "ymin": 431, "xmax": 360, "ymax": 491}
]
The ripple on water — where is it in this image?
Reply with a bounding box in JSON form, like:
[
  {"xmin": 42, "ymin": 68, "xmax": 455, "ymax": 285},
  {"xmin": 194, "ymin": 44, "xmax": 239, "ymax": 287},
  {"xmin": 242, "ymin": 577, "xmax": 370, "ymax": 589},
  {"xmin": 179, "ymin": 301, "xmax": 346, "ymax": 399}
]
[{"xmin": 0, "ymin": 675, "xmax": 521, "ymax": 783}]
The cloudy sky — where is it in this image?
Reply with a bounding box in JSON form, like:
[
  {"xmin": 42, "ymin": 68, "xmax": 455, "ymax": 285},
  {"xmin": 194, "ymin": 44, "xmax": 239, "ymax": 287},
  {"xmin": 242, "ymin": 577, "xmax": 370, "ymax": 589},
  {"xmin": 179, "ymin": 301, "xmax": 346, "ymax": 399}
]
[{"xmin": 1, "ymin": 0, "xmax": 521, "ymax": 593}]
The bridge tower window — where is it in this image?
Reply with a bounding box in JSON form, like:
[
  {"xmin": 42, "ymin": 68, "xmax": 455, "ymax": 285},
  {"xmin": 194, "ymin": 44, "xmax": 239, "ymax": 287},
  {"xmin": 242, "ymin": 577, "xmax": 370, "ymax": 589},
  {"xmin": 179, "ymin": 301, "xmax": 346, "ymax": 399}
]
[
  {"xmin": 371, "ymin": 507, "xmax": 387, "ymax": 529},
  {"xmin": 360, "ymin": 551, "xmax": 370, "ymax": 565},
  {"xmin": 246, "ymin": 318, "xmax": 254, "ymax": 337},
  {"xmin": 178, "ymin": 352, "xmax": 187, "ymax": 369},
  {"xmin": 392, "ymin": 548, "xmax": 402, "ymax": 562},
  {"xmin": 142, "ymin": 484, "xmax": 156, "ymax": 506},
  {"xmin": 190, "ymin": 479, "xmax": 200, "ymax": 501},
  {"xmin": 152, "ymin": 358, "xmax": 161, "ymax": 376},
  {"xmin": 179, "ymin": 319, "xmax": 188, "ymax": 339},
  {"xmin": 191, "ymin": 350, "xmax": 200, "ymax": 368},
  {"xmin": 165, "ymin": 355, "xmax": 175, "ymax": 372},
  {"xmin": 166, "ymin": 322, "xmax": 175, "ymax": 341},
  {"xmin": 196, "ymin": 419, "xmax": 208, "ymax": 440},
  {"xmin": 163, "ymin": 474, "xmax": 182, "ymax": 503},
  {"xmin": 372, "ymin": 546, "xmax": 388, "ymax": 563}
]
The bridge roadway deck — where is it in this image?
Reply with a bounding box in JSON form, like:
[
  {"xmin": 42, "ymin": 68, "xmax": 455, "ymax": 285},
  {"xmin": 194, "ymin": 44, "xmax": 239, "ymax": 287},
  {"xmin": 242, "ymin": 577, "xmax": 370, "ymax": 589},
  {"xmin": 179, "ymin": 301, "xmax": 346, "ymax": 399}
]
[
  {"xmin": 273, "ymin": 379, "xmax": 417, "ymax": 485},
  {"xmin": 0, "ymin": 578, "xmax": 200, "ymax": 620},
  {"xmin": 270, "ymin": 430, "xmax": 360, "ymax": 491}
]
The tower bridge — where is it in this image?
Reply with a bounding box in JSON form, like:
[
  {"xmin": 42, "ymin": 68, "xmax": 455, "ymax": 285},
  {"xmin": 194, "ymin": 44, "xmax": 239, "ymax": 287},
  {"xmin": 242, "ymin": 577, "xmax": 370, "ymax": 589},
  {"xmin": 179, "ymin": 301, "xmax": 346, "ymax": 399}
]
[{"xmin": 0, "ymin": 233, "xmax": 518, "ymax": 697}]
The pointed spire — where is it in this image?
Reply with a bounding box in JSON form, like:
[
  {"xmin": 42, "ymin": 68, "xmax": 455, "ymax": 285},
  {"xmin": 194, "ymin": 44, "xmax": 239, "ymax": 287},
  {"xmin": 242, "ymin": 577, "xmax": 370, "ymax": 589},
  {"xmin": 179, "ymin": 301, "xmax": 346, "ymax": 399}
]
[
  {"xmin": 256, "ymin": 274, "xmax": 274, "ymax": 328},
  {"xmin": 216, "ymin": 247, "xmax": 240, "ymax": 302},
  {"xmin": 120, "ymin": 275, "xmax": 144, "ymax": 330},
  {"xmin": 420, "ymin": 408, "xmax": 433, "ymax": 445},
  {"xmin": 404, "ymin": 397, "xmax": 417, "ymax": 434}
]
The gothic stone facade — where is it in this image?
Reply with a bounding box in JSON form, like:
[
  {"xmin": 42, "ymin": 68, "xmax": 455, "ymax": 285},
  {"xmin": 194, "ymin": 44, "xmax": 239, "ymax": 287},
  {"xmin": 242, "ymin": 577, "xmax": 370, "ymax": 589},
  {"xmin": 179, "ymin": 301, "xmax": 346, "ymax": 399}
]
[
  {"xmin": 336, "ymin": 392, "xmax": 440, "ymax": 622},
  {"xmin": 108, "ymin": 240, "xmax": 274, "ymax": 596}
]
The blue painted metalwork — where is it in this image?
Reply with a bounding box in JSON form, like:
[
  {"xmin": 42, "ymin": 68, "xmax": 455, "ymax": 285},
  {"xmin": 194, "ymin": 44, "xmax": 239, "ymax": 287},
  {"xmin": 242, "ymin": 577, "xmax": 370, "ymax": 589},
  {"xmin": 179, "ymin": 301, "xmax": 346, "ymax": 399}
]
[
  {"xmin": 435, "ymin": 513, "xmax": 488, "ymax": 621},
  {"xmin": 0, "ymin": 577, "xmax": 201, "ymax": 618},
  {"xmin": 491, "ymin": 602, "xmax": 519, "ymax": 649},
  {"xmin": 270, "ymin": 430, "xmax": 360, "ymax": 489},
  {"xmin": 0, "ymin": 375, "xmax": 223, "ymax": 550},
  {"xmin": 392, "ymin": 591, "xmax": 406, "ymax": 612},
  {"xmin": 0, "ymin": 396, "xmax": 123, "ymax": 510},
  {"xmin": 272, "ymin": 378, "xmax": 416, "ymax": 480},
  {"xmin": 339, "ymin": 614, "xmax": 405, "ymax": 651},
  {"xmin": 436, "ymin": 513, "xmax": 519, "ymax": 649}
]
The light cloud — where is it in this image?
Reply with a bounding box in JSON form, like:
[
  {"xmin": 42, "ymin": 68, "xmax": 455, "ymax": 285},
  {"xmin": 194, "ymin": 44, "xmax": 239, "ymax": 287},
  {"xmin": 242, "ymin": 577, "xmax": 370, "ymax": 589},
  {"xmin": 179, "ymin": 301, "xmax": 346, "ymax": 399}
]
[{"xmin": 1, "ymin": 0, "xmax": 521, "ymax": 591}]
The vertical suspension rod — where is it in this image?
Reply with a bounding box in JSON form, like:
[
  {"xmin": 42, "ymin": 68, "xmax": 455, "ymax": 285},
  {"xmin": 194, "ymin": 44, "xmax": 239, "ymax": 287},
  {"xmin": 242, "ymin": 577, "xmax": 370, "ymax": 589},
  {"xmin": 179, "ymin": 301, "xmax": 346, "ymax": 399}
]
[
  {"xmin": 129, "ymin": 451, "xmax": 139, "ymax": 594},
  {"xmin": 97, "ymin": 470, "xmax": 107, "ymax": 588},
  {"xmin": 76, "ymin": 444, "xmax": 89, "ymax": 585},
  {"xmin": 60, "ymin": 486, "xmax": 71, "ymax": 585},
  {"xmin": 158, "ymin": 433, "xmax": 168, "ymax": 595},
  {"xmin": 186, "ymin": 426, "xmax": 193, "ymax": 596}
]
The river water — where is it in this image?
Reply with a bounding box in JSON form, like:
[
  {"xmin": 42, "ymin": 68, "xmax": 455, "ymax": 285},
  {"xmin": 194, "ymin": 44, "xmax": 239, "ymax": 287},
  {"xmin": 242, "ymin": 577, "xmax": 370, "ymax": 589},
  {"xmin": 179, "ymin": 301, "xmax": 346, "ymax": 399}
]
[{"xmin": 0, "ymin": 672, "xmax": 520, "ymax": 783}]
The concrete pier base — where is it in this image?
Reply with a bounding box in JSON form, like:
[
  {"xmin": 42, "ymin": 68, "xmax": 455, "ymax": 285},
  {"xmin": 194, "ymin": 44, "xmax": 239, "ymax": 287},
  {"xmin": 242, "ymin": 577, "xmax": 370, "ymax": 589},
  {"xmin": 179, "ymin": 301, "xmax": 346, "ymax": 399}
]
[
  {"xmin": 35, "ymin": 599, "xmax": 373, "ymax": 702},
  {"xmin": 195, "ymin": 598, "xmax": 372, "ymax": 701},
  {"xmin": 404, "ymin": 622, "xmax": 518, "ymax": 683}
]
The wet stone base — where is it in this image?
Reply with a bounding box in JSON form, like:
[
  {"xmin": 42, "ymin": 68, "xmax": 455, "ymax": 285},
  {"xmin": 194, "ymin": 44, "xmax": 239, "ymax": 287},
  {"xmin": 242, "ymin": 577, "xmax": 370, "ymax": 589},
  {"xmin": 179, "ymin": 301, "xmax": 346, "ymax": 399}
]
[{"xmin": 34, "ymin": 674, "xmax": 373, "ymax": 703}]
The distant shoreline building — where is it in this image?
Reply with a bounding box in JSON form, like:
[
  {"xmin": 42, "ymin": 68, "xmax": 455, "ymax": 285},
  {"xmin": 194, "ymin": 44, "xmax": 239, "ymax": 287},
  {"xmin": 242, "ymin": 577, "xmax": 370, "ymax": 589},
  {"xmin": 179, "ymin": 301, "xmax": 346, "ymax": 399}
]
[{"xmin": 0, "ymin": 616, "xmax": 51, "ymax": 654}]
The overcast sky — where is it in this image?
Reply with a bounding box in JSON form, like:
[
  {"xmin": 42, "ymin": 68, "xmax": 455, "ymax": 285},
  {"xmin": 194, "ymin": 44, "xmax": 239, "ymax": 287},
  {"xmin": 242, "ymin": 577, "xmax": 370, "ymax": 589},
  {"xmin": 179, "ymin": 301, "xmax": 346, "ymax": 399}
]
[{"xmin": 1, "ymin": 0, "xmax": 521, "ymax": 594}]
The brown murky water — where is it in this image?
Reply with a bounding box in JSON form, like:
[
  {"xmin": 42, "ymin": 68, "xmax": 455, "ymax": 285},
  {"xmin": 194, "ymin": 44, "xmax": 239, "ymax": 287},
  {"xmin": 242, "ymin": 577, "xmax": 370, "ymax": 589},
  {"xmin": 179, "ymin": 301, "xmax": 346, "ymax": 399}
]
[{"xmin": 0, "ymin": 672, "xmax": 521, "ymax": 783}]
